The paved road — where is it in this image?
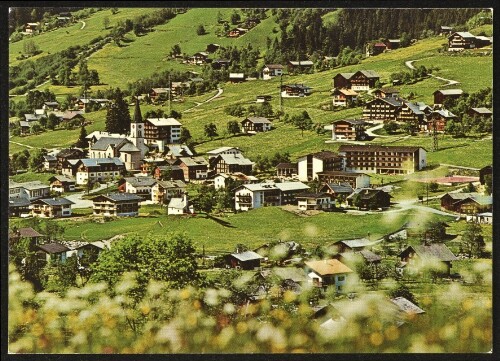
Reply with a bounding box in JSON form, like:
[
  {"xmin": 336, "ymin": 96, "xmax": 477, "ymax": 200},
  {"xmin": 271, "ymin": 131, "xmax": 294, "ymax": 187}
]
[
  {"xmin": 405, "ymin": 60, "xmax": 459, "ymax": 86},
  {"xmin": 66, "ymin": 182, "xmax": 111, "ymax": 209},
  {"xmin": 9, "ymin": 140, "xmax": 34, "ymax": 149}
]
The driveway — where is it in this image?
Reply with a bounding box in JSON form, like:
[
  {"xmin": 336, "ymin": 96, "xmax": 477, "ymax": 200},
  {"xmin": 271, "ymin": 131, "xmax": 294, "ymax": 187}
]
[{"xmin": 183, "ymin": 87, "xmax": 223, "ymax": 113}]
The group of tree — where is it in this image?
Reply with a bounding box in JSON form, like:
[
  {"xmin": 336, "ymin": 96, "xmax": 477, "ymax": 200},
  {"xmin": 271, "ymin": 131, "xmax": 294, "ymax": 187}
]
[
  {"xmin": 9, "ymin": 148, "xmax": 47, "ymax": 174},
  {"xmin": 390, "ymin": 65, "xmax": 432, "ymax": 85},
  {"xmin": 282, "ymin": 111, "xmax": 314, "ymax": 137},
  {"xmin": 224, "ymin": 102, "xmax": 274, "ymax": 119},
  {"xmin": 214, "ymin": 44, "xmax": 260, "ymax": 77},
  {"xmin": 253, "ymin": 151, "xmax": 291, "ymax": 173},
  {"xmin": 105, "ymin": 88, "xmax": 132, "ymax": 134}
]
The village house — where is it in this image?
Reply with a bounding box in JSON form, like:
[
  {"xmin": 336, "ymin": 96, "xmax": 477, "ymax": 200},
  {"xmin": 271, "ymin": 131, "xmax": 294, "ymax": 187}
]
[
  {"xmin": 206, "ymin": 146, "xmax": 243, "ymax": 159},
  {"xmin": 24, "ymin": 22, "xmax": 40, "ymax": 33},
  {"xmin": 43, "ymin": 101, "xmax": 60, "ymax": 111},
  {"xmin": 43, "ymin": 154, "xmax": 58, "ymax": 171},
  {"xmin": 178, "ymin": 156, "xmax": 209, "ymax": 182},
  {"xmin": 30, "ymin": 197, "xmax": 74, "ymax": 218},
  {"xmin": 69, "ymin": 158, "xmax": 125, "ymax": 185},
  {"xmin": 338, "ymin": 144, "xmax": 427, "ymax": 174},
  {"xmin": 319, "ymin": 182, "xmax": 355, "ymax": 201},
  {"xmin": 398, "ymin": 101, "xmax": 429, "ymax": 126},
  {"xmin": 153, "ymin": 161, "xmax": 185, "ymax": 182},
  {"xmin": 447, "ymin": 32, "xmax": 491, "ymax": 51},
  {"xmin": 281, "ymin": 84, "xmax": 312, "ymax": 97},
  {"xmin": 229, "ymin": 73, "xmax": 246, "ymax": 83},
  {"xmin": 9, "ymin": 197, "xmax": 31, "ymax": 217},
  {"xmin": 440, "ymin": 192, "xmax": 492, "ymax": 214},
  {"xmin": 150, "ymin": 88, "xmax": 170, "ymax": 101},
  {"xmin": 399, "ymin": 243, "xmax": 458, "ymax": 276},
  {"xmin": 234, "ymin": 181, "xmax": 310, "ymax": 211},
  {"xmin": 433, "ymin": 89, "xmax": 464, "ymax": 105},
  {"xmin": 88, "ymin": 137, "xmax": 142, "ymax": 171},
  {"xmin": 331, "ymin": 119, "xmax": 369, "ymax": 141},
  {"xmin": 92, "ymin": 193, "xmax": 143, "ymax": 217},
  {"xmin": 391, "ymin": 297, "xmax": 425, "ymax": 324},
  {"xmin": 305, "ymin": 259, "xmax": 354, "ymax": 292},
  {"xmin": 386, "ymin": 39, "xmax": 401, "ymax": 50},
  {"xmin": 144, "ymin": 117, "xmax": 182, "ymax": 151},
  {"xmin": 336, "ymin": 238, "xmax": 374, "ymax": 253},
  {"xmin": 209, "ymin": 154, "xmax": 254, "ymax": 176},
  {"xmin": 61, "ymin": 110, "xmax": 85, "ymax": 125},
  {"xmin": 276, "ymin": 162, "xmax": 298, "ymax": 179},
  {"xmin": 425, "ymin": 109, "xmax": 457, "ymax": 132},
  {"xmin": 346, "ymin": 188, "xmax": 392, "ymax": 210},
  {"xmin": 440, "ymin": 26, "xmax": 453, "ymax": 36},
  {"xmin": 163, "ymin": 144, "xmax": 194, "ymax": 159},
  {"xmin": 37, "ymin": 243, "xmax": 70, "ymax": 263},
  {"xmin": 226, "ymin": 251, "xmax": 263, "ymax": 270},
  {"xmin": 213, "ymin": 173, "xmax": 258, "ymax": 190},
  {"xmin": 167, "ymin": 193, "xmax": 193, "ymax": 215},
  {"xmin": 333, "ymin": 70, "xmax": 380, "ymax": 91},
  {"xmin": 287, "ymin": 60, "xmax": 314, "ymax": 74},
  {"xmin": 468, "ymin": 107, "xmax": 492, "ymax": 118},
  {"xmin": 9, "ymin": 227, "xmax": 45, "ymax": 246},
  {"xmin": 151, "ymin": 179, "xmax": 186, "ymax": 204},
  {"xmin": 296, "ymin": 192, "xmax": 333, "ymax": 211},
  {"xmin": 211, "ymin": 59, "xmax": 231, "ymax": 70},
  {"xmin": 9, "ymin": 180, "xmax": 50, "ymax": 201},
  {"xmin": 56, "ymin": 148, "xmax": 85, "ymax": 171},
  {"xmin": 262, "ymin": 64, "xmax": 284, "ymax": 80},
  {"xmin": 61, "ymin": 241, "xmax": 102, "ymax": 260},
  {"xmin": 466, "ymin": 212, "xmax": 492, "ymax": 225},
  {"xmin": 372, "ymin": 87, "xmax": 400, "ymax": 99},
  {"xmin": 243, "ymin": 17, "xmax": 261, "ymax": 28},
  {"xmin": 370, "ymin": 42, "xmax": 387, "ymax": 56},
  {"xmin": 121, "ymin": 176, "xmax": 157, "ymax": 198},
  {"xmin": 49, "ymin": 175, "xmax": 76, "ymax": 193},
  {"xmin": 241, "ymin": 116, "xmax": 272, "ymax": 133},
  {"xmin": 227, "ymin": 27, "xmax": 248, "ymax": 37},
  {"xmin": 362, "ymin": 97, "xmax": 403, "ymax": 121},
  {"xmin": 331, "ymin": 88, "xmax": 359, "ymax": 107},
  {"xmin": 479, "ymin": 165, "xmax": 492, "ymax": 185},
  {"xmin": 188, "ymin": 51, "xmax": 210, "ymax": 65},
  {"xmin": 297, "ymin": 151, "xmax": 343, "ymax": 182}
]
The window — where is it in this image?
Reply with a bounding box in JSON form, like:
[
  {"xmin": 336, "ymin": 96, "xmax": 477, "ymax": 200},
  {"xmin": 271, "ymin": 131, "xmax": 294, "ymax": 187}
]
[{"xmin": 337, "ymin": 275, "xmax": 345, "ymax": 282}]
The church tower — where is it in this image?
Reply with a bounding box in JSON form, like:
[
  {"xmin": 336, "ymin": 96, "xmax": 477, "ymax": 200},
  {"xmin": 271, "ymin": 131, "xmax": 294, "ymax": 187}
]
[{"xmin": 129, "ymin": 98, "xmax": 147, "ymax": 158}]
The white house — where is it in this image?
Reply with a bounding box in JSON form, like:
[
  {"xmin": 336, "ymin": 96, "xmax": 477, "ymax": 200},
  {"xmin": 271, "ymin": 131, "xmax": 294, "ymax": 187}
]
[
  {"xmin": 297, "ymin": 151, "xmax": 342, "ymax": 182},
  {"xmin": 262, "ymin": 64, "xmax": 284, "ymax": 80},
  {"xmin": 304, "ymin": 259, "xmax": 354, "ymax": 292},
  {"xmin": 9, "ymin": 180, "xmax": 50, "ymax": 201},
  {"xmin": 234, "ymin": 181, "xmax": 309, "ymax": 211},
  {"xmin": 123, "ymin": 176, "xmax": 157, "ymax": 197},
  {"xmin": 296, "ymin": 193, "xmax": 333, "ymax": 211},
  {"xmin": 466, "ymin": 212, "xmax": 493, "ymax": 224},
  {"xmin": 206, "ymin": 147, "xmax": 243, "ymax": 159},
  {"xmin": 214, "ymin": 173, "xmax": 259, "ymax": 190},
  {"xmin": 167, "ymin": 193, "xmax": 193, "ymax": 215}
]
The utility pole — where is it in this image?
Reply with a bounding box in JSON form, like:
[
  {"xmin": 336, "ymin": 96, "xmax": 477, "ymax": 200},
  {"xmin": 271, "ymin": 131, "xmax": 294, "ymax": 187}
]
[
  {"xmin": 279, "ymin": 74, "xmax": 283, "ymax": 113},
  {"xmin": 168, "ymin": 73, "xmax": 172, "ymax": 115},
  {"xmin": 432, "ymin": 118, "xmax": 438, "ymax": 152}
]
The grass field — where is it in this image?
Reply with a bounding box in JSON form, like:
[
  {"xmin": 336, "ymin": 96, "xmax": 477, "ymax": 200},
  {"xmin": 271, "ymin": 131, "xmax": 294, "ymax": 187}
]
[{"xmin": 10, "ymin": 206, "xmax": 452, "ymax": 253}]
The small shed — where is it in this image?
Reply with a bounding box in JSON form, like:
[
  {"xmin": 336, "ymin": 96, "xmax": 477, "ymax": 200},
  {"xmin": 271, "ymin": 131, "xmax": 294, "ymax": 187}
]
[{"xmin": 227, "ymin": 251, "xmax": 263, "ymax": 270}]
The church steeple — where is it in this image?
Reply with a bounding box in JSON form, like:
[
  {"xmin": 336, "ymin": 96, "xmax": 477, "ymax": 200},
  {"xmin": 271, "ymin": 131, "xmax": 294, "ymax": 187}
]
[{"xmin": 133, "ymin": 97, "xmax": 143, "ymax": 123}]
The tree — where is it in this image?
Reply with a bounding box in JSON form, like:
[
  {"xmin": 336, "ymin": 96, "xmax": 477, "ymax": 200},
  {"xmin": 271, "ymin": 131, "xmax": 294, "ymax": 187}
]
[
  {"xmin": 423, "ymin": 221, "xmax": 447, "ymax": 243},
  {"xmin": 44, "ymin": 221, "xmax": 66, "ymax": 241},
  {"xmin": 383, "ymin": 121, "xmax": 399, "ymax": 134},
  {"xmin": 400, "ymin": 121, "xmax": 418, "ymax": 135},
  {"xmin": 292, "ymin": 111, "xmax": 313, "ymax": 137},
  {"xmin": 10, "ymin": 237, "xmax": 45, "ymax": 291},
  {"xmin": 170, "ymin": 44, "xmax": 182, "ymax": 57},
  {"xmin": 484, "ymin": 174, "xmax": 492, "ymax": 195},
  {"xmin": 204, "ymin": 122, "xmax": 218, "ymax": 140},
  {"xmin": 23, "ymin": 39, "xmax": 40, "ymax": 56},
  {"xmin": 105, "ymin": 88, "xmax": 131, "ymax": 134},
  {"xmin": 133, "ymin": 22, "xmax": 144, "ymax": 36},
  {"xmin": 46, "ymin": 113, "xmax": 59, "ymax": 130},
  {"xmin": 428, "ymin": 182, "xmax": 439, "ymax": 192},
  {"xmin": 28, "ymin": 148, "xmax": 46, "ymax": 172},
  {"xmin": 191, "ymin": 185, "xmax": 216, "ymax": 213},
  {"xmin": 75, "ymin": 125, "xmax": 88, "ymax": 148},
  {"xmin": 389, "ymin": 283, "xmax": 418, "ymax": 305},
  {"xmin": 196, "ymin": 24, "xmax": 206, "ymax": 35},
  {"xmin": 31, "ymin": 124, "xmax": 42, "ymax": 134},
  {"xmin": 461, "ymin": 222, "xmax": 485, "ymax": 258},
  {"xmin": 464, "ymin": 182, "xmax": 476, "ymax": 193},
  {"xmin": 227, "ymin": 120, "xmax": 240, "ymax": 135},
  {"xmin": 231, "ymin": 10, "xmax": 241, "ymax": 25},
  {"xmin": 179, "ymin": 127, "xmax": 192, "ymax": 144},
  {"xmin": 103, "ymin": 16, "xmax": 110, "ymax": 30}
]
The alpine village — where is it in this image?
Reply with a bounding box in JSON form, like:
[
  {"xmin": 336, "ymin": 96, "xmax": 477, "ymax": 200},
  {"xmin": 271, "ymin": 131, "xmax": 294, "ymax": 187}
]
[{"xmin": 7, "ymin": 7, "xmax": 493, "ymax": 354}]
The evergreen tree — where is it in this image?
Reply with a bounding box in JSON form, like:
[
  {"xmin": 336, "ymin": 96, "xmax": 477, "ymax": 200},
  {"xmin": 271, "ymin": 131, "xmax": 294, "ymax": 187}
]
[
  {"xmin": 75, "ymin": 125, "xmax": 88, "ymax": 148},
  {"xmin": 106, "ymin": 88, "xmax": 131, "ymax": 134},
  {"xmin": 204, "ymin": 123, "xmax": 218, "ymax": 140}
]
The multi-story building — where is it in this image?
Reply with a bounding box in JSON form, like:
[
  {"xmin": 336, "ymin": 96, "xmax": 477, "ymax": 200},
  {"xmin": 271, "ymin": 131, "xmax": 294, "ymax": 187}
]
[
  {"xmin": 297, "ymin": 151, "xmax": 343, "ymax": 182},
  {"xmin": 209, "ymin": 154, "xmax": 254, "ymax": 176},
  {"xmin": 178, "ymin": 156, "xmax": 209, "ymax": 182},
  {"xmin": 363, "ymin": 97, "xmax": 403, "ymax": 121},
  {"xmin": 92, "ymin": 193, "xmax": 143, "ymax": 217},
  {"xmin": 262, "ymin": 64, "xmax": 284, "ymax": 80},
  {"xmin": 234, "ymin": 182, "xmax": 309, "ymax": 211},
  {"xmin": 332, "ymin": 88, "xmax": 358, "ymax": 107},
  {"xmin": 30, "ymin": 197, "xmax": 74, "ymax": 218},
  {"xmin": 9, "ymin": 180, "xmax": 50, "ymax": 201},
  {"xmin": 338, "ymin": 144, "xmax": 427, "ymax": 174},
  {"xmin": 73, "ymin": 158, "xmax": 126, "ymax": 185},
  {"xmin": 144, "ymin": 117, "xmax": 182, "ymax": 150},
  {"xmin": 316, "ymin": 171, "xmax": 371, "ymax": 189},
  {"xmin": 331, "ymin": 119, "xmax": 368, "ymax": 141},
  {"xmin": 241, "ymin": 117, "xmax": 272, "ymax": 133},
  {"xmin": 333, "ymin": 70, "xmax": 380, "ymax": 91}
]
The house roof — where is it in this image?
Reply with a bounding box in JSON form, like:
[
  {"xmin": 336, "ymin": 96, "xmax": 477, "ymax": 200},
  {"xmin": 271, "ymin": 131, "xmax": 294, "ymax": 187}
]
[
  {"xmin": 403, "ymin": 101, "xmax": 426, "ymax": 115},
  {"xmin": 61, "ymin": 240, "xmax": 93, "ymax": 250},
  {"xmin": 391, "ymin": 297, "xmax": 425, "ymax": 314},
  {"xmin": 430, "ymin": 109, "xmax": 457, "ymax": 119},
  {"xmin": 33, "ymin": 197, "xmax": 74, "ymax": 206},
  {"xmin": 37, "ymin": 242, "xmax": 70, "ymax": 254},
  {"xmin": 276, "ymin": 162, "xmax": 298, "ymax": 169},
  {"xmin": 275, "ymin": 182, "xmax": 310, "ymax": 192},
  {"xmin": 305, "ymin": 259, "xmax": 354, "ymax": 276},
  {"xmin": 90, "ymin": 137, "xmax": 128, "ymax": 151},
  {"xmin": 471, "ymin": 107, "xmax": 492, "ymax": 114},
  {"xmin": 146, "ymin": 118, "xmax": 182, "ymax": 127},
  {"xmin": 375, "ymin": 87, "xmax": 399, "ymax": 94},
  {"xmin": 57, "ymin": 148, "xmax": 84, "ymax": 158},
  {"xmin": 217, "ymin": 154, "xmax": 254, "ymax": 166},
  {"xmin": 151, "ymin": 88, "xmax": 170, "ymax": 94},
  {"xmin": 179, "ymin": 156, "xmax": 208, "ymax": 167},
  {"xmin": 359, "ymin": 249, "xmax": 382, "ymax": 262},
  {"xmin": 449, "ymin": 31, "xmax": 475, "ymax": 39},
  {"xmin": 80, "ymin": 158, "xmax": 124, "ymax": 167},
  {"xmin": 299, "ymin": 150, "xmax": 339, "ymax": 160},
  {"xmin": 119, "ymin": 142, "xmax": 141, "ymax": 152},
  {"xmin": 333, "ymin": 119, "xmax": 367, "ymax": 126},
  {"xmin": 338, "ymin": 144, "xmax": 423, "ymax": 153},
  {"xmin": 283, "ymin": 84, "xmax": 312, "ymax": 90},
  {"xmin": 335, "ymin": 72, "xmax": 355, "ymax": 80},
  {"xmin": 230, "ymin": 251, "xmax": 263, "ymax": 262},
  {"xmin": 125, "ymin": 176, "xmax": 157, "ymax": 187},
  {"xmin": 166, "ymin": 144, "xmax": 193, "ymax": 157},
  {"xmin": 442, "ymin": 192, "xmax": 492, "ymax": 205},
  {"xmin": 332, "ymin": 88, "xmax": 359, "ymax": 96},
  {"xmin": 340, "ymin": 238, "xmax": 373, "ymax": 249},
  {"xmin": 272, "ymin": 267, "xmax": 307, "ymax": 283},
  {"xmin": 407, "ymin": 243, "xmax": 458, "ymax": 262},
  {"xmin": 93, "ymin": 193, "xmax": 143, "ymax": 202},
  {"xmin": 296, "ymin": 192, "xmax": 330, "ymax": 199},
  {"xmin": 43, "ymin": 155, "xmax": 57, "ymax": 162},
  {"xmin": 49, "ymin": 175, "xmax": 75, "ymax": 183},
  {"xmin": 156, "ymin": 180, "xmax": 186, "ymax": 189},
  {"xmin": 168, "ymin": 197, "xmax": 186, "ymax": 210},
  {"xmin": 10, "ymin": 180, "xmax": 50, "ymax": 191},
  {"xmin": 10, "ymin": 227, "xmax": 44, "ymax": 238},
  {"xmin": 374, "ymin": 42, "xmax": 387, "ymax": 47},
  {"xmin": 207, "ymin": 146, "xmax": 240, "ymax": 155},
  {"xmin": 357, "ymin": 70, "xmax": 380, "ymax": 78},
  {"xmin": 434, "ymin": 89, "xmax": 463, "ymax": 96},
  {"xmin": 347, "ymin": 188, "xmax": 391, "ymax": 200},
  {"xmin": 323, "ymin": 183, "xmax": 354, "ymax": 194},
  {"xmin": 243, "ymin": 116, "xmax": 272, "ymax": 124},
  {"xmin": 63, "ymin": 111, "xmax": 84, "ymax": 120},
  {"xmin": 265, "ymin": 64, "xmax": 284, "ymax": 69},
  {"xmin": 9, "ymin": 197, "xmax": 31, "ymax": 207}
]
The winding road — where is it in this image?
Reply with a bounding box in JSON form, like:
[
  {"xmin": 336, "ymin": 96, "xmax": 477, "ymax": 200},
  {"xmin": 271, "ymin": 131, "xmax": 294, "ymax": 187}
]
[
  {"xmin": 183, "ymin": 87, "xmax": 224, "ymax": 113},
  {"xmin": 405, "ymin": 60, "xmax": 460, "ymax": 86}
]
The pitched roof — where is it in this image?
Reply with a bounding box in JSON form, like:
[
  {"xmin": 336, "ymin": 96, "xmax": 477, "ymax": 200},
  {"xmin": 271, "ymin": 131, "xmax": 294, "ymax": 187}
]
[
  {"xmin": 206, "ymin": 146, "xmax": 240, "ymax": 155},
  {"xmin": 357, "ymin": 70, "xmax": 380, "ymax": 78},
  {"xmin": 125, "ymin": 176, "xmax": 157, "ymax": 187},
  {"xmin": 37, "ymin": 242, "xmax": 70, "ymax": 254},
  {"xmin": 335, "ymin": 72, "xmax": 355, "ymax": 80},
  {"xmin": 179, "ymin": 156, "xmax": 208, "ymax": 167},
  {"xmin": 305, "ymin": 259, "xmax": 354, "ymax": 275},
  {"xmin": 403, "ymin": 101, "xmax": 426, "ymax": 115},
  {"xmin": 49, "ymin": 175, "xmax": 75, "ymax": 183},
  {"xmin": 168, "ymin": 197, "xmax": 187, "ymax": 210},
  {"xmin": 156, "ymin": 180, "xmax": 186, "ymax": 189},
  {"xmin": 275, "ymin": 182, "xmax": 310, "ymax": 192},
  {"xmin": 442, "ymin": 192, "xmax": 492, "ymax": 205},
  {"xmin": 295, "ymin": 192, "xmax": 330, "ymax": 199},
  {"xmin": 217, "ymin": 154, "xmax": 254, "ymax": 166},
  {"xmin": 409, "ymin": 243, "xmax": 458, "ymax": 262},
  {"xmin": 347, "ymin": 188, "xmax": 391, "ymax": 200},
  {"xmin": 230, "ymin": 251, "xmax": 263, "ymax": 262},
  {"xmin": 340, "ymin": 238, "xmax": 373, "ymax": 249},
  {"xmin": 333, "ymin": 119, "xmax": 367, "ymax": 126},
  {"xmin": 229, "ymin": 73, "xmax": 245, "ymax": 78},
  {"xmin": 359, "ymin": 249, "xmax": 382, "ymax": 262},
  {"xmin": 264, "ymin": 64, "xmax": 284, "ymax": 69},
  {"xmin": 471, "ymin": 107, "xmax": 492, "ymax": 114},
  {"xmin": 338, "ymin": 144, "xmax": 423, "ymax": 153},
  {"xmin": 434, "ymin": 89, "xmax": 464, "ymax": 96},
  {"xmin": 43, "ymin": 155, "xmax": 57, "ymax": 162},
  {"xmin": 244, "ymin": 117, "xmax": 272, "ymax": 124},
  {"xmin": 317, "ymin": 171, "xmax": 369, "ymax": 178},
  {"xmin": 80, "ymin": 158, "xmax": 124, "ymax": 167},
  {"xmin": 90, "ymin": 137, "xmax": 128, "ymax": 151},
  {"xmin": 33, "ymin": 197, "xmax": 74, "ymax": 206},
  {"xmin": 430, "ymin": 109, "xmax": 457, "ymax": 118},
  {"xmin": 391, "ymin": 297, "xmax": 425, "ymax": 314},
  {"xmin": 93, "ymin": 193, "xmax": 144, "ymax": 202},
  {"xmin": 10, "ymin": 180, "xmax": 50, "ymax": 191},
  {"xmin": 146, "ymin": 118, "xmax": 182, "ymax": 127},
  {"xmin": 166, "ymin": 144, "xmax": 194, "ymax": 157},
  {"xmin": 449, "ymin": 31, "xmax": 475, "ymax": 39},
  {"xmin": 119, "ymin": 142, "xmax": 141, "ymax": 153},
  {"xmin": 57, "ymin": 148, "xmax": 84, "ymax": 158},
  {"xmin": 332, "ymin": 88, "xmax": 359, "ymax": 96},
  {"xmin": 276, "ymin": 162, "xmax": 298, "ymax": 169},
  {"xmin": 10, "ymin": 227, "xmax": 44, "ymax": 238},
  {"xmin": 8, "ymin": 197, "xmax": 31, "ymax": 207},
  {"xmin": 323, "ymin": 183, "xmax": 354, "ymax": 193},
  {"xmin": 289, "ymin": 60, "xmax": 314, "ymax": 66}
]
